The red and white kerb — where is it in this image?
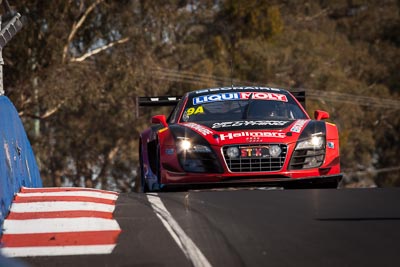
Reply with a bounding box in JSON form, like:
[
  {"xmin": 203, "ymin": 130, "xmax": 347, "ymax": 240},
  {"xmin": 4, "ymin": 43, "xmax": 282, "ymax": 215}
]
[{"xmin": 0, "ymin": 187, "xmax": 121, "ymax": 257}]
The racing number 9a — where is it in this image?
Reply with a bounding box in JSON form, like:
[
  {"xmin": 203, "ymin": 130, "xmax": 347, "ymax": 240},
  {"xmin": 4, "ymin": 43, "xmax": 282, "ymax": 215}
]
[{"xmin": 186, "ymin": 106, "xmax": 204, "ymax": 116}]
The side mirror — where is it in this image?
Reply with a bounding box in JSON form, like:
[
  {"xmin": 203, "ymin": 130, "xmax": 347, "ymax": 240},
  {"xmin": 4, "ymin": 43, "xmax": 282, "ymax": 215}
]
[
  {"xmin": 151, "ymin": 115, "xmax": 168, "ymax": 127},
  {"xmin": 314, "ymin": 110, "xmax": 330, "ymax": 120}
]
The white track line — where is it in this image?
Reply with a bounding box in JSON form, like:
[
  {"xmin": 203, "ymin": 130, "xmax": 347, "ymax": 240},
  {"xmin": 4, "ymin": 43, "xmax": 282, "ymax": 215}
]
[
  {"xmin": 10, "ymin": 201, "xmax": 116, "ymax": 213},
  {"xmin": 1, "ymin": 245, "xmax": 117, "ymax": 257},
  {"xmin": 147, "ymin": 194, "xmax": 212, "ymax": 267}
]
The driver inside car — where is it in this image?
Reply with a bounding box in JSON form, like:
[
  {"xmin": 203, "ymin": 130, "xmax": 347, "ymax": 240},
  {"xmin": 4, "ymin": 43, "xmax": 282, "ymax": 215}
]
[{"xmin": 245, "ymin": 101, "xmax": 278, "ymax": 119}]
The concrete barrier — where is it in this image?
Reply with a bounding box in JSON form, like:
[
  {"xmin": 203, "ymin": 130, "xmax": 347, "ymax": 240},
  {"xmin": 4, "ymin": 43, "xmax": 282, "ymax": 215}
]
[{"xmin": 0, "ymin": 96, "xmax": 41, "ymax": 233}]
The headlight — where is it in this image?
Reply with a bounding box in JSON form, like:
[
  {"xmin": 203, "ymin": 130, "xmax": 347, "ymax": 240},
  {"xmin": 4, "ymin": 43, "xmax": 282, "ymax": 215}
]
[
  {"xmin": 192, "ymin": 144, "xmax": 212, "ymax": 153},
  {"xmin": 295, "ymin": 134, "xmax": 325, "ymax": 150},
  {"xmin": 177, "ymin": 138, "xmax": 211, "ymax": 153},
  {"xmin": 179, "ymin": 139, "xmax": 191, "ymax": 151},
  {"xmin": 290, "ymin": 133, "xmax": 325, "ymax": 170},
  {"xmin": 176, "ymin": 137, "xmax": 221, "ymax": 173}
]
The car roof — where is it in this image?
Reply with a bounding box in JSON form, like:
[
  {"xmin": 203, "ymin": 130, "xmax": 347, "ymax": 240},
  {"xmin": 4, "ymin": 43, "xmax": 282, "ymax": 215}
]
[{"xmin": 186, "ymin": 86, "xmax": 290, "ymax": 98}]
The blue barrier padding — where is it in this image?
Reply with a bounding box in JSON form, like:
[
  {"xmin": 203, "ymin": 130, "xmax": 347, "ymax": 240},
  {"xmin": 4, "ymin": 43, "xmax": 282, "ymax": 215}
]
[{"xmin": 0, "ymin": 96, "xmax": 42, "ymax": 233}]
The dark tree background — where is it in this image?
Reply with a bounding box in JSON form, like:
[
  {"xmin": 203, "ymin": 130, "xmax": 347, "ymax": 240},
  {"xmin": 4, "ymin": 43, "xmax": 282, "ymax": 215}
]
[{"xmin": 2, "ymin": 0, "xmax": 399, "ymax": 191}]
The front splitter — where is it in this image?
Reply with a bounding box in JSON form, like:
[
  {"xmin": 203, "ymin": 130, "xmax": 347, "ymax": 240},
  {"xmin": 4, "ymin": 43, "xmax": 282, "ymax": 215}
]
[{"xmin": 159, "ymin": 174, "xmax": 343, "ymax": 191}]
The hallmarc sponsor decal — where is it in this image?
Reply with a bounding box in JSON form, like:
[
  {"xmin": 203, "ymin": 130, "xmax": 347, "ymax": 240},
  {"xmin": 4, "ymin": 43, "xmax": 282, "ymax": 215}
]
[
  {"xmin": 193, "ymin": 92, "xmax": 288, "ymax": 105},
  {"xmin": 219, "ymin": 131, "xmax": 286, "ymax": 140},
  {"xmin": 290, "ymin": 120, "xmax": 308, "ymax": 133},
  {"xmin": 184, "ymin": 122, "xmax": 213, "ymax": 136},
  {"xmin": 212, "ymin": 120, "xmax": 288, "ymax": 129}
]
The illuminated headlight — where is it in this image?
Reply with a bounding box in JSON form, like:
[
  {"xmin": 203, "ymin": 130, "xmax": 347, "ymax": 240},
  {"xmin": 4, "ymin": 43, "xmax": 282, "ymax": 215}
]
[
  {"xmin": 226, "ymin": 147, "xmax": 240, "ymax": 158},
  {"xmin": 177, "ymin": 139, "xmax": 211, "ymax": 153},
  {"xmin": 178, "ymin": 139, "xmax": 191, "ymax": 151},
  {"xmin": 177, "ymin": 137, "xmax": 220, "ymax": 173},
  {"xmin": 192, "ymin": 144, "xmax": 212, "ymax": 153},
  {"xmin": 289, "ymin": 133, "xmax": 326, "ymax": 170},
  {"xmin": 295, "ymin": 134, "xmax": 325, "ymax": 150},
  {"xmin": 269, "ymin": 145, "xmax": 282, "ymax": 157}
]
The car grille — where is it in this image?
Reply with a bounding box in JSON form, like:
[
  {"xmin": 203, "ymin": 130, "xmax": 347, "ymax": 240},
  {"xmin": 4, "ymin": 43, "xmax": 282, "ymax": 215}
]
[{"xmin": 222, "ymin": 144, "xmax": 287, "ymax": 172}]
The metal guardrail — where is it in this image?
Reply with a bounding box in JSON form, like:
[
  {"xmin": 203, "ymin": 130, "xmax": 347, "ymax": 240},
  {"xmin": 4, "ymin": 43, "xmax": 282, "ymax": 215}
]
[
  {"xmin": 0, "ymin": 13, "xmax": 23, "ymax": 49},
  {"xmin": 0, "ymin": 0, "xmax": 24, "ymax": 95}
]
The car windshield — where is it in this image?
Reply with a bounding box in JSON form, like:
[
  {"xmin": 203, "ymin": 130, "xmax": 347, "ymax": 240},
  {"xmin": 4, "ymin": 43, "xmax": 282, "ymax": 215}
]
[{"xmin": 180, "ymin": 98, "xmax": 308, "ymax": 122}]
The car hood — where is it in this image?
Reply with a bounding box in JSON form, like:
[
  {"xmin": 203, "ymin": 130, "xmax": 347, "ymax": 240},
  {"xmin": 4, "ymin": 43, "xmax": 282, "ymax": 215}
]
[
  {"xmin": 201, "ymin": 120, "xmax": 294, "ymax": 131},
  {"xmin": 178, "ymin": 120, "xmax": 311, "ymax": 146}
]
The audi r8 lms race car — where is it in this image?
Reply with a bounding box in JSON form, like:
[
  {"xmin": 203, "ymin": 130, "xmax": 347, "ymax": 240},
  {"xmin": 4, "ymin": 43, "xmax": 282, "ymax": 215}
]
[{"xmin": 135, "ymin": 86, "xmax": 342, "ymax": 192}]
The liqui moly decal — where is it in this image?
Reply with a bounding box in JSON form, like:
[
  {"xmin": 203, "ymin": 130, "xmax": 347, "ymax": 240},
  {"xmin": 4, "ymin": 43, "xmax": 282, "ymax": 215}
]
[
  {"xmin": 193, "ymin": 92, "xmax": 288, "ymax": 105},
  {"xmin": 212, "ymin": 120, "xmax": 288, "ymax": 129},
  {"xmin": 184, "ymin": 122, "xmax": 213, "ymax": 136},
  {"xmin": 219, "ymin": 131, "xmax": 286, "ymax": 140},
  {"xmin": 290, "ymin": 120, "xmax": 308, "ymax": 133},
  {"xmin": 239, "ymin": 92, "xmax": 288, "ymax": 102}
]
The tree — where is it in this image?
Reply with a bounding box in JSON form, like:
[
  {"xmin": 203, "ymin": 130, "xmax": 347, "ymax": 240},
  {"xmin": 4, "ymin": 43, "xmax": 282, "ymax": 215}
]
[{"xmin": 2, "ymin": 0, "xmax": 399, "ymax": 190}]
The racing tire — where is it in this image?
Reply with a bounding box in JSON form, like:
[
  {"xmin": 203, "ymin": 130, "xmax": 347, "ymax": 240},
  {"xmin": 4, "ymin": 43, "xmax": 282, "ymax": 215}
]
[
  {"xmin": 152, "ymin": 143, "xmax": 162, "ymax": 191},
  {"xmin": 133, "ymin": 141, "xmax": 148, "ymax": 193}
]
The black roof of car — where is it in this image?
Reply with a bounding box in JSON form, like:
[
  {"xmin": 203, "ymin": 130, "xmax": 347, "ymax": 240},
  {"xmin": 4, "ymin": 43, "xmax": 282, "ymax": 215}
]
[{"xmin": 186, "ymin": 86, "xmax": 289, "ymax": 97}]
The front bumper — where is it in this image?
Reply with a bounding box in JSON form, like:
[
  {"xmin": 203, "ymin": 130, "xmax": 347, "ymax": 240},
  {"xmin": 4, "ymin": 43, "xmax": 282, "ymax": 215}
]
[{"xmin": 159, "ymin": 174, "xmax": 343, "ymax": 191}]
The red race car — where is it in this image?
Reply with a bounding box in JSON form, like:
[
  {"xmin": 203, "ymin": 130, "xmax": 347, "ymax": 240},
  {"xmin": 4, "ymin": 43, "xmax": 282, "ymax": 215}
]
[{"xmin": 135, "ymin": 86, "xmax": 342, "ymax": 192}]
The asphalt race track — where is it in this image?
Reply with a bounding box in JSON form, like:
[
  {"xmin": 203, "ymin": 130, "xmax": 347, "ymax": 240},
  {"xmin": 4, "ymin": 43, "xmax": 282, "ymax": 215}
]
[{"xmin": 15, "ymin": 187, "xmax": 400, "ymax": 267}]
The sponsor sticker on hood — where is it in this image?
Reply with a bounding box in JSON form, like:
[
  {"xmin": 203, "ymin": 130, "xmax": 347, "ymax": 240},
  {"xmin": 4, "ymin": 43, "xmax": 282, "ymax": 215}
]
[
  {"xmin": 199, "ymin": 120, "xmax": 292, "ymax": 131},
  {"xmin": 290, "ymin": 120, "xmax": 308, "ymax": 133},
  {"xmin": 219, "ymin": 131, "xmax": 286, "ymax": 141},
  {"xmin": 212, "ymin": 120, "xmax": 290, "ymax": 129},
  {"xmin": 183, "ymin": 122, "xmax": 213, "ymax": 136}
]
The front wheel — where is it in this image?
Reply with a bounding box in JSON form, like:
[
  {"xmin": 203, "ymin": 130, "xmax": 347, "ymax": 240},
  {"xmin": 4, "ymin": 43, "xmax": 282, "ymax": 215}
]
[
  {"xmin": 151, "ymin": 143, "xmax": 162, "ymax": 191},
  {"xmin": 133, "ymin": 143, "xmax": 148, "ymax": 193}
]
